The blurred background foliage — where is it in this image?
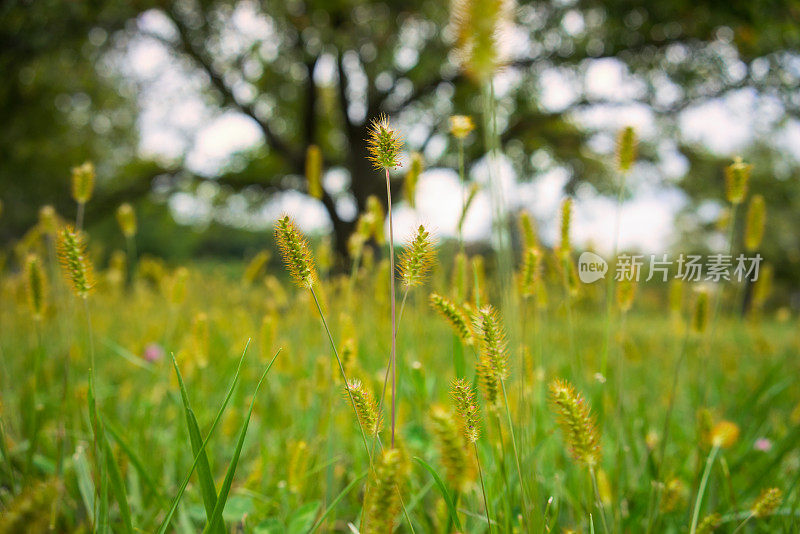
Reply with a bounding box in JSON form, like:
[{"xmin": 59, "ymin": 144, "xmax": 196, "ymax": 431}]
[{"xmin": 1, "ymin": 0, "xmax": 799, "ymax": 293}]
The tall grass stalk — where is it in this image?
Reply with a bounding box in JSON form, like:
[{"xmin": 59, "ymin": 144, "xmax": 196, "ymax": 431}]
[
  {"xmin": 689, "ymin": 444, "xmax": 720, "ymax": 534},
  {"xmin": 600, "ymin": 172, "xmax": 628, "ymax": 377},
  {"xmin": 385, "ymin": 167, "xmax": 398, "ymax": 448},
  {"xmin": 589, "ymin": 466, "xmax": 611, "ymax": 534}
]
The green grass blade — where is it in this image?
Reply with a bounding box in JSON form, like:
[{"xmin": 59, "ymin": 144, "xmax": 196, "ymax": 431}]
[
  {"xmin": 171, "ymin": 353, "xmax": 222, "ymax": 534},
  {"xmin": 202, "ymin": 348, "xmax": 281, "ymax": 534},
  {"xmin": 308, "ymin": 471, "xmax": 368, "ymax": 533},
  {"xmin": 104, "ymin": 418, "xmax": 168, "ymax": 504},
  {"xmin": 101, "ymin": 415, "xmax": 134, "ymax": 533},
  {"xmin": 155, "ymin": 340, "xmax": 252, "ymax": 534},
  {"xmin": 413, "ymin": 456, "xmax": 463, "ymax": 532}
]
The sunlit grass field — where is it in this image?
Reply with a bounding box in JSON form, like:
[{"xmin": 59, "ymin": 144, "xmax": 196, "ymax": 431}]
[{"xmin": 1, "ymin": 229, "xmax": 799, "ymax": 532}]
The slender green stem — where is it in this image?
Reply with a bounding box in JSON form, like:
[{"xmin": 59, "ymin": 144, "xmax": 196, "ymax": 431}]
[
  {"xmin": 690, "ymin": 445, "xmax": 720, "ymax": 534},
  {"xmin": 600, "ymin": 170, "xmax": 628, "ymax": 377},
  {"xmin": 385, "ymin": 167, "xmax": 398, "ymax": 448},
  {"xmin": 309, "ymin": 287, "xmax": 372, "ymax": 463},
  {"xmin": 458, "ymin": 138, "xmax": 466, "ymax": 252},
  {"xmin": 76, "ymin": 202, "xmax": 85, "ymax": 232},
  {"xmin": 590, "ymin": 466, "xmax": 611, "ymax": 534},
  {"xmin": 500, "ymin": 379, "xmax": 532, "ymax": 530},
  {"xmin": 474, "ymin": 442, "xmax": 492, "ymax": 533}
]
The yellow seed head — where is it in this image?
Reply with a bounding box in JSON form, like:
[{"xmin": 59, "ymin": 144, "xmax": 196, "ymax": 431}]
[
  {"xmin": 71, "ymin": 161, "xmax": 95, "ymax": 204},
  {"xmin": 743, "ymin": 194, "xmax": 766, "ymax": 252},
  {"xmin": 399, "ymin": 225, "xmax": 436, "ymax": 289},
  {"xmin": 691, "ymin": 287, "xmax": 710, "ymax": 334},
  {"xmin": 751, "ymin": 263, "xmax": 773, "ymax": 309},
  {"xmin": 25, "ymin": 254, "xmax": 46, "ymax": 320},
  {"xmin": 404, "ymin": 152, "xmax": 423, "ymax": 208},
  {"xmin": 274, "ymin": 216, "xmax": 317, "ymax": 288},
  {"xmin": 473, "ymin": 305, "xmax": 508, "ymax": 380},
  {"xmin": 305, "ymin": 145, "xmax": 323, "ymax": 199},
  {"xmin": 472, "ymin": 254, "xmax": 486, "ymax": 304},
  {"xmin": 451, "ymin": 0, "xmax": 513, "ymax": 82},
  {"xmin": 452, "ymin": 251, "xmax": 469, "ymax": 301},
  {"xmin": 449, "ymin": 115, "xmax": 476, "ymax": 140},
  {"xmin": 659, "ymin": 478, "xmax": 686, "ymax": 513},
  {"xmin": 287, "ymin": 440, "xmax": 310, "ymax": 494},
  {"xmin": 451, "ymin": 378, "xmax": 481, "ymax": 443},
  {"xmin": 56, "ymin": 226, "xmax": 94, "ymax": 299},
  {"xmin": 345, "ymin": 380, "xmax": 382, "ymax": 436},
  {"xmin": 243, "ymin": 251, "xmax": 270, "ymax": 286},
  {"xmin": 520, "ymin": 246, "xmax": 542, "ymax": 299},
  {"xmin": 709, "ymin": 420, "xmax": 739, "ymax": 449},
  {"xmin": 430, "ymin": 293, "xmax": 474, "ymax": 346},
  {"xmin": 365, "ymin": 448, "xmax": 406, "ymax": 534},
  {"xmin": 116, "ymin": 203, "xmax": 137, "ymax": 238},
  {"xmin": 615, "ymin": 126, "xmax": 637, "ymax": 173},
  {"xmin": 430, "ymin": 406, "xmax": 471, "ymax": 489},
  {"xmin": 38, "ymin": 205, "xmax": 58, "ymax": 236},
  {"xmin": 559, "ymin": 197, "xmax": 573, "ymax": 256},
  {"xmin": 549, "ymin": 378, "xmax": 601, "ymax": 467},
  {"xmin": 724, "ymin": 156, "xmax": 752, "ymax": 205},
  {"xmin": 668, "ymin": 279, "xmax": 683, "ymax": 315},
  {"xmin": 696, "ymin": 513, "xmax": 721, "ymax": 534},
  {"xmin": 518, "ymin": 210, "xmax": 537, "ymax": 249},
  {"xmin": 476, "ymin": 355, "xmax": 501, "ymax": 411},
  {"xmin": 366, "ymin": 114, "xmax": 403, "ymax": 171},
  {"xmin": 751, "ymin": 487, "xmax": 782, "ymax": 518},
  {"xmin": 366, "ymin": 196, "xmax": 386, "ymax": 244}
]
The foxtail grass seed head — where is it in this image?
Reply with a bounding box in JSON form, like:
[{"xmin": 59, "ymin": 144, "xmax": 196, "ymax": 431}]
[
  {"xmin": 430, "ymin": 293, "xmax": 474, "ymax": 346},
  {"xmin": 275, "ymin": 216, "xmax": 317, "ymax": 288},
  {"xmin": 751, "ymin": 263, "xmax": 773, "ymax": 310},
  {"xmin": 725, "ymin": 156, "xmax": 752, "ymax": 205},
  {"xmin": 366, "ymin": 195, "xmax": 386, "ymax": 244},
  {"xmin": 744, "ymin": 194, "xmax": 766, "ymax": 251},
  {"xmin": 476, "ymin": 355, "xmax": 501, "ymax": 410},
  {"xmin": 366, "ymin": 114, "xmax": 403, "ymax": 171},
  {"xmin": 451, "ymin": 378, "xmax": 480, "ymax": 443},
  {"xmin": 520, "ymin": 246, "xmax": 542, "ymax": 298},
  {"xmin": 25, "ymin": 254, "xmax": 46, "ymax": 320},
  {"xmin": 38, "ymin": 205, "xmax": 58, "ymax": 236},
  {"xmin": 559, "ymin": 197, "xmax": 573, "ymax": 256},
  {"xmin": 430, "ymin": 406, "xmax": 471, "ymax": 489},
  {"xmin": 451, "ymin": 0, "xmax": 513, "ymax": 82},
  {"xmin": 365, "ymin": 448, "xmax": 405, "ymax": 534},
  {"xmin": 616, "ymin": 126, "xmax": 637, "ymax": 173},
  {"xmin": 57, "ymin": 226, "xmax": 94, "ymax": 299},
  {"xmin": 243, "ymin": 251, "xmax": 270, "ymax": 286},
  {"xmin": 71, "ymin": 161, "xmax": 95, "ymax": 204},
  {"xmin": 472, "ymin": 255, "xmax": 486, "ymax": 303},
  {"xmin": 399, "ymin": 225, "xmax": 435, "ymax": 289},
  {"xmin": 452, "ymin": 251, "xmax": 468, "ymax": 301},
  {"xmin": 660, "ymin": 478, "xmax": 686, "ymax": 513},
  {"xmin": 287, "ymin": 440, "xmax": 310, "ymax": 495},
  {"xmin": 750, "ymin": 487, "xmax": 782, "ymax": 518},
  {"xmin": 473, "ymin": 305, "xmax": 509, "ymax": 380},
  {"xmin": 709, "ymin": 420, "xmax": 739, "ymax": 449},
  {"xmin": 518, "ymin": 209, "xmax": 537, "ymax": 249},
  {"xmin": 116, "ymin": 203, "xmax": 137, "ymax": 238},
  {"xmin": 305, "ymin": 145, "xmax": 323, "ymax": 199},
  {"xmin": 449, "ymin": 115, "xmax": 476, "ymax": 139},
  {"xmin": 668, "ymin": 279, "xmax": 683, "ymax": 315},
  {"xmin": 345, "ymin": 380, "xmax": 382, "ymax": 436},
  {"xmin": 695, "ymin": 513, "xmax": 722, "ymax": 534},
  {"xmin": 404, "ymin": 152, "xmax": 423, "ymax": 208},
  {"xmin": 549, "ymin": 378, "xmax": 601, "ymax": 467},
  {"xmin": 691, "ymin": 287, "xmax": 710, "ymax": 334}
]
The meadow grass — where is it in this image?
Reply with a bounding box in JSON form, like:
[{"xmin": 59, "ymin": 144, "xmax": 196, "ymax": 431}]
[{"xmin": 0, "ymin": 234, "xmax": 798, "ymax": 532}]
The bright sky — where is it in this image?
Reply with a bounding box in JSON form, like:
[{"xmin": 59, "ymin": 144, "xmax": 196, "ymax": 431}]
[{"xmin": 122, "ymin": 7, "xmax": 800, "ymax": 255}]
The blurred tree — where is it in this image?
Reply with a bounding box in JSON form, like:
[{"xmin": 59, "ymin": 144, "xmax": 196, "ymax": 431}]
[
  {"xmin": 2, "ymin": 0, "xmax": 800, "ymax": 273},
  {"xmin": 0, "ymin": 0, "xmax": 166, "ymax": 243}
]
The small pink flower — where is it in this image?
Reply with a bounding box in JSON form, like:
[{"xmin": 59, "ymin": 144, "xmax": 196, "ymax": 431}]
[
  {"xmin": 754, "ymin": 438, "xmax": 772, "ymax": 452},
  {"xmin": 143, "ymin": 343, "xmax": 164, "ymax": 363}
]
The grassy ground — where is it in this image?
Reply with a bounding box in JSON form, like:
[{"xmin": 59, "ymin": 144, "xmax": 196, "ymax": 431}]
[{"xmin": 1, "ymin": 239, "xmax": 799, "ymax": 533}]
